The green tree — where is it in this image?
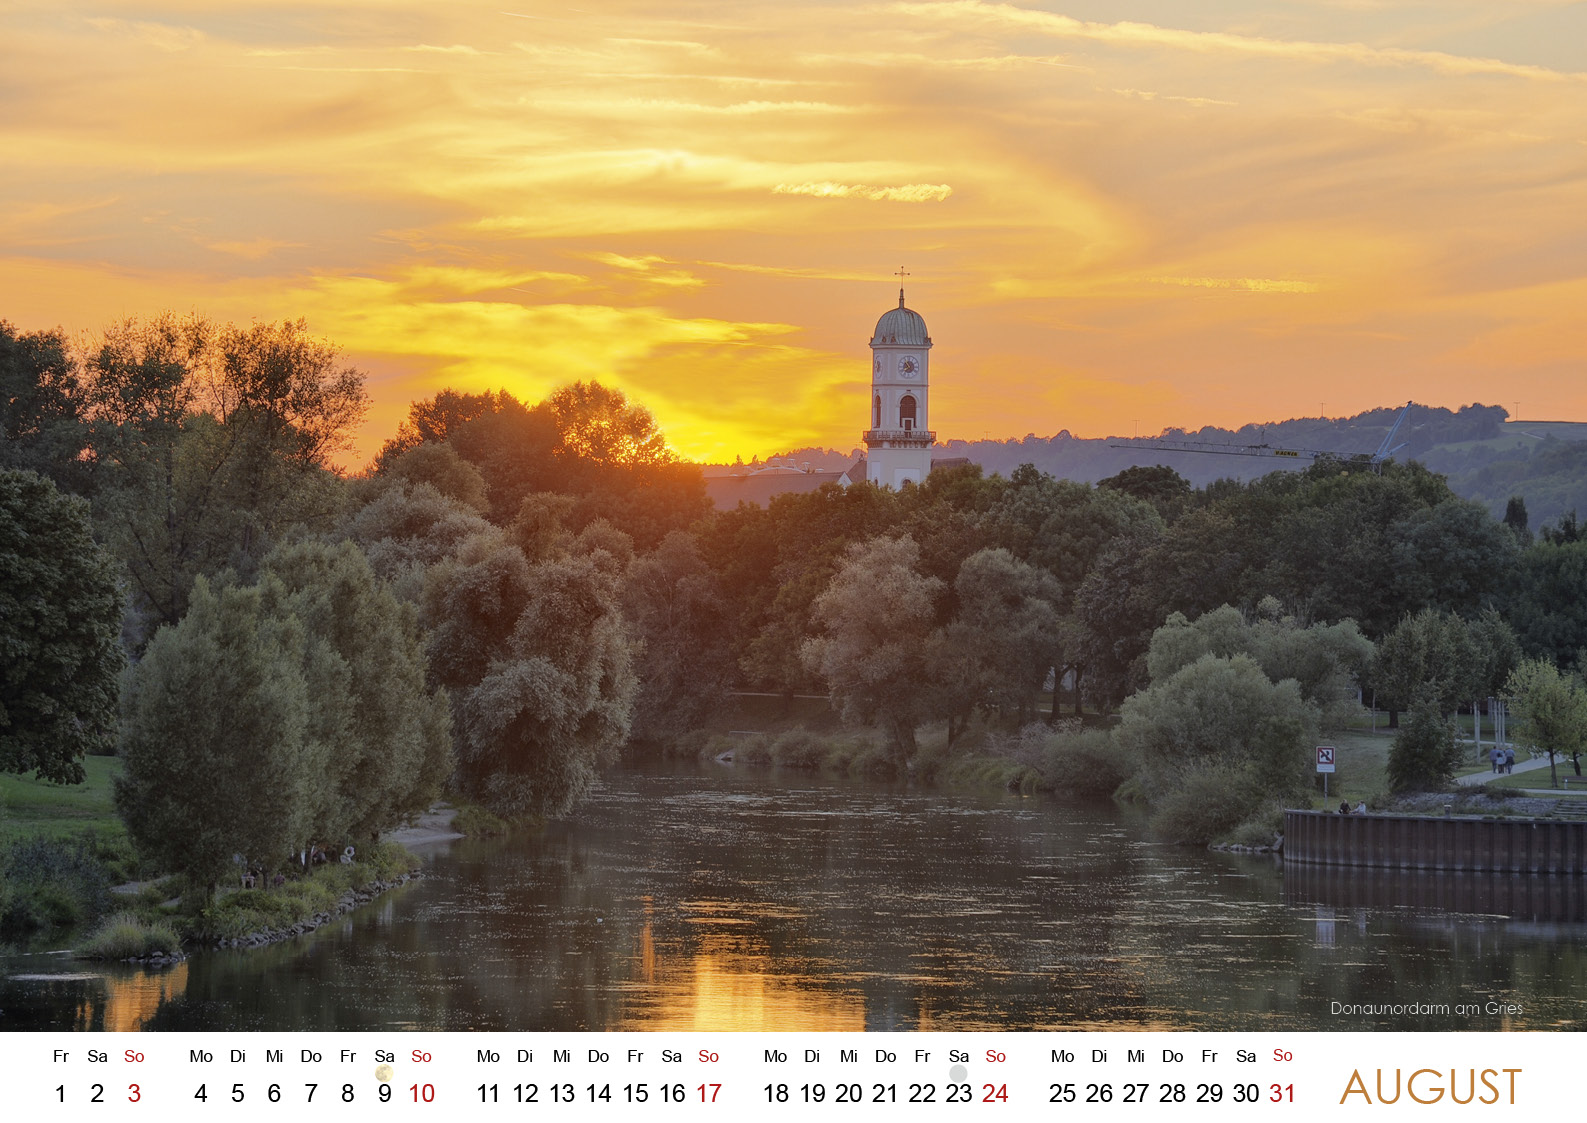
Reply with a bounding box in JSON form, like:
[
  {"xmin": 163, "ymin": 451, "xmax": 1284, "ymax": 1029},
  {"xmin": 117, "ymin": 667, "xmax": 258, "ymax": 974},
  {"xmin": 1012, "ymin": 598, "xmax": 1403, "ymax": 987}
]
[
  {"xmin": 1502, "ymin": 496, "xmax": 1530, "ymax": 543},
  {"xmin": 116, "ymin": 577, "xmax": 322, "ymax": 897},
  {"xmin": 375, "ymin": 388, "xmax": 514, "ymax": 470},
  {"xmin": 1116, "ymin": 654, "xmax": 1318, "ymax": 842},
  {"xmin": 735, "ymin": 481, "xmax": 905, "ymax": 696},
  {"xmin": 84, "ymin": 315, "xmax": 364, "ymax": 631},
  {"xmin": 940, "ymin": 547, "xmax": 1064, "ymax": 730},
  {"xmin": 1386, "ymin": 700, "xmax": 1461, "ymax": 792},
  {"xmin": 345, "ymin": 480, "xmax": 496, "ymax": 602},
  {"xmin": 624, "ymin": 531, "xmax": 735, "ymax": 743},
  {"xmin": 801, "ymin": 535, "xmax": 944, "ymax": 762},
  {"xmin": 1371, "ymin": 609, "xmax": 1479, "ymax": 725},
  {"xmin": 370, "ymin": 442, "xmax": 489, "ymax": 514},
  {"xmin": 1147, "ymin": 602, "xmax": 1372, "ymax": 731},
  {"xmin": 1097, "ymin": 464, "xmax": 1193, "ymax": 522},
  {"xmin": 0, "ymin": 322, "xmax": 91, "ymax": 492},
  {"xmin": 545, "ymin": 381, "xmax": 673, "ymax": 468},
  {"xmin": 259, "ymin": 541, "xmax": 452, "ymax": 841},
  {"xmin": 1505, "ymin": 658, "xmax": 1587, "ymax": 788},
  {"xmin": 423, "ymin": 521, "xmax": 635, "ymax": 818},
  {"xmin": 1073, "ymin": 526, "xmax": 1166, "ymax": 710},
  {"xmin": 0, "ymin": 470, "xmax": 124, "ymax": 782},
  {"xmin": 1507, "ymin": 536, "xmax": 1587, "ymax": 673}
]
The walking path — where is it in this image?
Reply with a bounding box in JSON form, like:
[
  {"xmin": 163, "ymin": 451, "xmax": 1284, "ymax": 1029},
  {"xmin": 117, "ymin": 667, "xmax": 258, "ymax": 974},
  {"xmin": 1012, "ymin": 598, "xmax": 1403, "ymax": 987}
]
[{"xmin": 1455, "ymin": 755, "xmax": 1554, "ymax": 787}]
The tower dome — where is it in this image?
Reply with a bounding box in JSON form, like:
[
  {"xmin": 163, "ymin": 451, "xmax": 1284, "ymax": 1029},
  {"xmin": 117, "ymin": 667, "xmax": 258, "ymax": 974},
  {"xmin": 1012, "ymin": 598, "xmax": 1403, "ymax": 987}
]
[{"xmin": 870, "ymin": 290, "xmax": 931, "ymax": 346}]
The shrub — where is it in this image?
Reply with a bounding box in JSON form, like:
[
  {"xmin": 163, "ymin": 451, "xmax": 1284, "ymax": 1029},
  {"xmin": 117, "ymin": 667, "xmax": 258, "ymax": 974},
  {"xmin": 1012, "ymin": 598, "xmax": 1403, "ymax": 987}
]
[
  {"xmin": 453, "ymin": 804, "xmax": 509, "ymax": 838},
  {"xmin": 937, "ymin": 754, "xmax": 1036, "ymax": 791},
  {"xmin": 0, "ymin": 836, "xmax": 111, "ymax": 936},
  {"xmin": 1149, "ymin": 764, "xmax": 1266, "ymax": 846},
  {"xmin": 1041, "ymin": 729, "xmax": 1137, "ymax": 800},
  {"xmin": 734, "ymin": 735, "xmax": 774, "ymax": 768},
  {"xmin": 80, "ymin": 912, "xmax": 181, "ymax": 959},
  {"xmin": 769, "ymin": 731, "xmax": 829, "ymax": 770},
  {"xmin": 846, "ymin": 743, "xmax": 899, "ymax": 778},
  {"xmin": 1387, "ymin": 702, "xmax": 1462, "ymax": 792},
  {"xmin": 1221, "ymin": 804, "xmax": 1284, "ymax": 848},
  {"xmin": 195, "ymin": 843, "xmax": 418, "ymax": 940}
]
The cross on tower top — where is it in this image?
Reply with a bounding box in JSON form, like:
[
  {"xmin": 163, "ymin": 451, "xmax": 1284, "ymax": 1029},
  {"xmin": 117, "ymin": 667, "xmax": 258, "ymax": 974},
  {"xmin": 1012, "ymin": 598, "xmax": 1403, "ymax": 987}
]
[{"xmin": 894, "ymin": 266, "xmax": 910, "ymax": 307}]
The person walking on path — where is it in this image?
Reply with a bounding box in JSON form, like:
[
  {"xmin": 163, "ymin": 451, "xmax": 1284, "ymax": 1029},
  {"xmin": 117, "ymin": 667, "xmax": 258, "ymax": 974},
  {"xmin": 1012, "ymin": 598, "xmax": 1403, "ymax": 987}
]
[
  {"xmin": 1491, "ymin": 747, "xmax": 1503, "ymax": 773},
  {"xmin": 1505, "ymin": 746, "xmax": 1516, "ymax": 774}
]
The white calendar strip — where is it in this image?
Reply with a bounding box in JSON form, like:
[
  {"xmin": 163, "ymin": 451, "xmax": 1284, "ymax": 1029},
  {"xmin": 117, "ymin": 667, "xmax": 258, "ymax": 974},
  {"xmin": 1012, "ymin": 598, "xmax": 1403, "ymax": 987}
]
[{"xmin": 10, "ymin": 1031, "xmax": 1546, "ymax": 1117}]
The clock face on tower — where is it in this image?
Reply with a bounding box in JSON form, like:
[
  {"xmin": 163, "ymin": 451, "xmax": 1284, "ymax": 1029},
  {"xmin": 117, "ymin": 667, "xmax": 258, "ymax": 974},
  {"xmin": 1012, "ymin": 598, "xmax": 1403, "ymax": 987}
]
[{"xmin": 899, "ymin": 356, "xmax": 919, "ymax": 377}]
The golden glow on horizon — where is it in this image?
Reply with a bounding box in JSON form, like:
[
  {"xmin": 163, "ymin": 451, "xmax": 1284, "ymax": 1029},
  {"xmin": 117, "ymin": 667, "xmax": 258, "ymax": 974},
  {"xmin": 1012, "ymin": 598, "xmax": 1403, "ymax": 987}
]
[{"xmin": 4, "ymin": 1, "xmax": 1585, "ymax": 466}]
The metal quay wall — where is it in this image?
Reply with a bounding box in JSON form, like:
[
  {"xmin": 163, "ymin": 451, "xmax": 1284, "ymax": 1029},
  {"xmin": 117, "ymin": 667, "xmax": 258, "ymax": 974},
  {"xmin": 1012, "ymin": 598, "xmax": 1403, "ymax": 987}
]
[{"xmin": 1282, "ymin": 810, "xmax": 1587, "ymax": 874}]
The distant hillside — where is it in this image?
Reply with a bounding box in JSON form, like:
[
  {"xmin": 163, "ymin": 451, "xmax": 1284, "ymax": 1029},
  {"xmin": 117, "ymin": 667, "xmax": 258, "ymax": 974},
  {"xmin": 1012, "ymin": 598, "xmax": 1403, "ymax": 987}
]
[{"xmin": 707, "ymin": 403, "xmax": 1587, "ymax": 534}]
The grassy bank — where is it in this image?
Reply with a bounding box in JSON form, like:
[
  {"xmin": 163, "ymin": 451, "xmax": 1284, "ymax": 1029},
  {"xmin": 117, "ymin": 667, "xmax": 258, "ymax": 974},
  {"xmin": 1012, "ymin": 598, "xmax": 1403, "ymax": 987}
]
[
  {"xmin": 1296, "ymin": 730, "xmax": 1393, "ymax": 809},
  {"xmin": 73, "ymin": 841, "xmax": 422, "ymax": 955},
  {"xmin": 1, "ymin": 757, "xmax": 143, "ymax": 943},
  {"xmin": 2, "ymin": 755, "xmax": 421, "ymax": 953},
  {"xmin": 196, "ymin": 841, "xmax": 420, "ymax": 944},
  {"xmin": 0, "ymin": 755, "xmax": 123, "ymax": 840}
]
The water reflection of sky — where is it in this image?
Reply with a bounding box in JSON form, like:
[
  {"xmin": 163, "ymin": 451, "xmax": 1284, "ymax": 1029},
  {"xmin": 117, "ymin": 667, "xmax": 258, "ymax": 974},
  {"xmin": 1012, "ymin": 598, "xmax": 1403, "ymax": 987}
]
[{"xmin": 3, "ymin": 761, "xmax": 1585, "ymax": 1032}]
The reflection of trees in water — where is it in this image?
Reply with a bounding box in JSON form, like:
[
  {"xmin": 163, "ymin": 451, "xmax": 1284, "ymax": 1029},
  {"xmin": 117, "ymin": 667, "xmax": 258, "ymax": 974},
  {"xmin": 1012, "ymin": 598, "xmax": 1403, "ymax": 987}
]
[
  {"xmin": 0, "ymin": 964, "xmax": 190, "ymax": 1031},
  {"xmin": 17, "ymin": 765, "xmax": 1586, "ymax": 1031},
  {"xmin": 143, "ymin": 769, "xmax": 1151, "ymax": 1031}
]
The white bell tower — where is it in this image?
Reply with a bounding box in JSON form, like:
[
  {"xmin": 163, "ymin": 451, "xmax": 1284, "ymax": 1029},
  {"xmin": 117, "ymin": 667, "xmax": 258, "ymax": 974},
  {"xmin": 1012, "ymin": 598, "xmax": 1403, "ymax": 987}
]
[{"xmin": 864, "ymin": 287, "xmax": 934, "ymax": 488}]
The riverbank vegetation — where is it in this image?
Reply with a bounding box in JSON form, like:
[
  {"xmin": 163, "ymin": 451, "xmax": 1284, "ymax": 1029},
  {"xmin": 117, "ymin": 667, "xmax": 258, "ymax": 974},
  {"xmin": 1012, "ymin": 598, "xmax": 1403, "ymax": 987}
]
[{"xmin": 7, "ymin": 309, "xmax": 1587, "ymax": 945}]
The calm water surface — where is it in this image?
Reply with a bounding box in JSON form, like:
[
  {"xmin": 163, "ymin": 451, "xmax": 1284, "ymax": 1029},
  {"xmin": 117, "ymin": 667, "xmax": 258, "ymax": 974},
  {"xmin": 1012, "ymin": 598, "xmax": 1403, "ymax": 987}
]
[{"xmin": 4, "ymin": 761, "xmax": 1585, "ymax": 1032}]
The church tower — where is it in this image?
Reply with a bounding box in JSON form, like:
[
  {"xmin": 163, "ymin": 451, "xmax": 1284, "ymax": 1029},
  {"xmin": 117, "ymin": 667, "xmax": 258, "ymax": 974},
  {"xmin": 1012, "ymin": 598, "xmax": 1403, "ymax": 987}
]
[{"xmin": 865, "ymin": 289, "xmax": 934, "ymax": 487}]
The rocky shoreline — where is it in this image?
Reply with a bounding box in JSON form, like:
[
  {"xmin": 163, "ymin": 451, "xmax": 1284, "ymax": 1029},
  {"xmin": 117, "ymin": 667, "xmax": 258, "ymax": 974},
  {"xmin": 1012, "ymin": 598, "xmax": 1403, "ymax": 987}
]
[{"xmin": 213, "ymin": 872, "xmax": 421, "ymax": 950}]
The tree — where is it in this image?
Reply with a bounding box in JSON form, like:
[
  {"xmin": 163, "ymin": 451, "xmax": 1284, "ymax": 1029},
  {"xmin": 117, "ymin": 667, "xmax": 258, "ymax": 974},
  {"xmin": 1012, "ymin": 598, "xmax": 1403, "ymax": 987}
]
[
  {"xmin": 116, "ymin": 577, "xmax": 322, "ymax": 897},
  {"xmin": 1097, "ymin": 464, "xmax": 1193, "ymax": 522},
  {"xmin": 0, "ymin": 470, "xmax": 124, "ymax": 783},
  {"xmin": 1502, "ymin": 496, "xmax": 1530, "ymax": 543},
  {"xmin": 345, "ymin": 480, "xmax": 496, "ymax": 602},
  {"xmin": 801, "ymin": 535, "xmax": 945, "ymax": 762},
  {"xmin": 374, "ymin": 388, "xmax": 514, "ymax": 470},
  {"xmin": 1505, "ymin": 658, "xmax": 1587, "ymax": 788},
  {"xmin": 83, "ymin": 315, "xmax": 364, "ymax": 631},
  {"xmin": 1386, "ymin": 700, "xmax": 1462, "ymax": 791},
  {"xmin": 1116, "ymin": 654, "xmax": 1318, "ymax": 841},
  {"xmin": 371, "ymin": 442, "xmax": 488, "ymax": 514},
  {"xmin": 1073, "ymin": 526, "xmax": 1166, "ymax": 710},
  {"xmin": 624, "ymin": 531, "xmax": 735, "ymax": 743},
  {"xmin": 1147, "ymin": 603, "xmax": 1372, "ymax": 731},
  {"xmin": 545, "ymin": 381, "xmax": 673, "ymax": 468},
  {"xmin": 0, "ymin": 322, "xmax": 91, "ymax": 492},
  {"xmin": 259, "ymin": 541, "xmax": 452, "ymax": 841},
  {"xmin": 939, "ymin": 547, "xmax": 1064, "ymax": 730},
  {"xmin": 423, "ymin": 521, "xmax": 636, "ymax": 818},
  {"xmin": 116, "ymin": 545, "xmax": 452, "ymax": 893},
  {"xmin": 735, "ymin": 481, "xmax": 905, "ymax": 696},
  {"xmin": 1386, "ymin": 498, "xmax": 1516, "ymax": 619},
  {"xmin": 1371, "ymin": 609, "xmax": 1478, "ymax": 725},
  {"xmin": 1507, "ymin": 537, "xmax": 1587, "ymax": 674}
]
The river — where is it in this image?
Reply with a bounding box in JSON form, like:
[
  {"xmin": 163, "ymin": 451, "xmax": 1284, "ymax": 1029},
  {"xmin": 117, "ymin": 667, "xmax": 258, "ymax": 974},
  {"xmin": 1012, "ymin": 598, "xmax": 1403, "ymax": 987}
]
[{"xmin": 3, "ymin": 761, "xmax": 1585, "ymax": 1032}]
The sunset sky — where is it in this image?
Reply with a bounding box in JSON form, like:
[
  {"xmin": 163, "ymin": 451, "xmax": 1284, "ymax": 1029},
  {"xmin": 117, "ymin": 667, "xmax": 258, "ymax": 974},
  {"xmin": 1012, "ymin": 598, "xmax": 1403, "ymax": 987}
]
[{"xmin": 5, "ymin": 1, "xmax": 1586, "ymax": 465}]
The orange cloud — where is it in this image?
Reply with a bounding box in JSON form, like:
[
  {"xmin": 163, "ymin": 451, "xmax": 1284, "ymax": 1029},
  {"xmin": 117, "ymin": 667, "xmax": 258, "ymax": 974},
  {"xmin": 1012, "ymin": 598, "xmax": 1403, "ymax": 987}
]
[{"xmin": 2, "ymin": 0, "xmax": 1583, "ymax": 469}]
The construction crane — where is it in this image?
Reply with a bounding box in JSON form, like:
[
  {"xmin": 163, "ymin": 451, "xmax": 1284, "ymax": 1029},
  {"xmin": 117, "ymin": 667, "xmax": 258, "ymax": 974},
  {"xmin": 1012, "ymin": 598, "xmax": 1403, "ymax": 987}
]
[{"xmin": 1109, "ymin": 401, "xmax": 1413, "ymax": 473}]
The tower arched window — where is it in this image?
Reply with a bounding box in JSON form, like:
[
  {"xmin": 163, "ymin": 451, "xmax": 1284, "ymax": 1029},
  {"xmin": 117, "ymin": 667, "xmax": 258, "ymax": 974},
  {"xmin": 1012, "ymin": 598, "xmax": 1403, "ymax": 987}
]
[
  {"xmin": 899, "ymin": 394, "xmax": 917, "ymax": 431},
  {"xmin": 873, "ymin": 395, "xmax": 881, "ymax": 429}
]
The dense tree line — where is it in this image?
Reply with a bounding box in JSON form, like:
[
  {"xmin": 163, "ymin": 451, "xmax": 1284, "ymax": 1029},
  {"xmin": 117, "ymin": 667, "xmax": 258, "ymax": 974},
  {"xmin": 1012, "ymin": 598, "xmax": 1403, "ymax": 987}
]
[{"xmin": 7, "ymin": 309, "xmax": 1587, "ymax": 861}]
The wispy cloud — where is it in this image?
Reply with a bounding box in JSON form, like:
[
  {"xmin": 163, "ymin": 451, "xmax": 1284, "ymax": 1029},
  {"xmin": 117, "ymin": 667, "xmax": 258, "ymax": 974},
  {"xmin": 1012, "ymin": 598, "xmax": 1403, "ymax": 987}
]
[
  {"xmin": 772, "ymin": 182, "xmax": 954, "ymax": 202},
  {"xmin": 891, "ymin": 1, "xmax": 1587, "ymax": 81},
  {"xmin": 1151, "ymin": 277, "xmax": 1321, "ymax": 294},
  {"xmin": 5, "ymin": 1, "xmax": 1585, "ymax": 460}
]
